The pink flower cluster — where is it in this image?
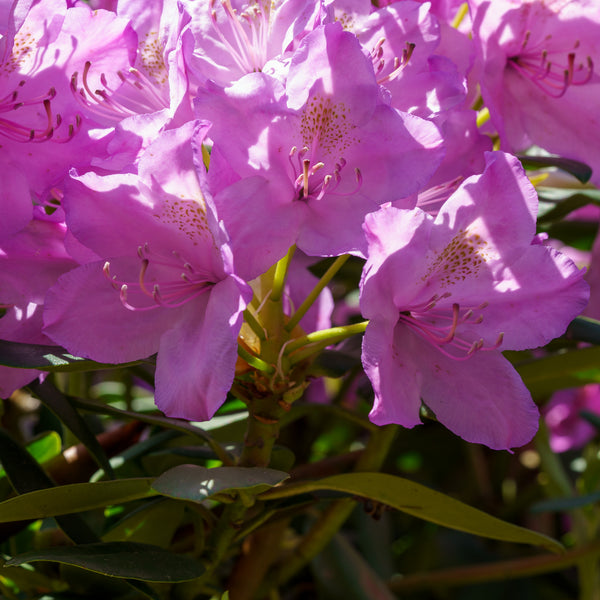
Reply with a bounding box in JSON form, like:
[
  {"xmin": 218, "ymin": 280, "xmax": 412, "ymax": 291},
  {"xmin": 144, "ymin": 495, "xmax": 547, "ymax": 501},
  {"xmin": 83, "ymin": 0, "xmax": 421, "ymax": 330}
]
[{"xmin": 1, "ymin": 0, "xmax": 596, "ymax": 450}]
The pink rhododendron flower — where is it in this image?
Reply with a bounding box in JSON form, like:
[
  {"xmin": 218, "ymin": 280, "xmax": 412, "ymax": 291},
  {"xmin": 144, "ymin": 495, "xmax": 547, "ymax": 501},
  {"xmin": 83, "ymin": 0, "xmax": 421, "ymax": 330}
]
[
  {"xmin": 359, "ymin": 152, "xmax": 589, "ymax": 449},
  {"xmin": 182, "ymin": 0, "xmax": 325, "ymax": 88},
  {"xmin": 196, "ymin": 22, "xmax": 444, "ymax": 277},
  {"xmin": 326, "ymin": 0, "xmax": 466, "ymax": 118},
  {"xmin": 43, "ymin": 121, "xmax": 252, "ymax": 421},
  {"xmin": 470, "ymin": 0, "xmax": 600, "ymax": 184},
  {"xmin": 544, "ymin": 385, "xmax": 600, "ymax": 453},
  {"xmin": 0, "ymin": 215, "xmax": 77, "ymax": 397}
]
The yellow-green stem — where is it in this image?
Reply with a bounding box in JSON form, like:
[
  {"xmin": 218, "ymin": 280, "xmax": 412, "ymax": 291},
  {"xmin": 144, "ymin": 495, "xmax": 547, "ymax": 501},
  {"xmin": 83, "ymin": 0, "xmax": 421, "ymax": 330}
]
[
  {"xmin": 285, "ymin": 254, "xmax": 350, "ymax": 333},
  {"xmin": 271, "ymin": 245, "xmax": 295, "ymax": 303},
  {"xmin": 284, "ymin": 321, "xmax": 368, "ymax": 358}
]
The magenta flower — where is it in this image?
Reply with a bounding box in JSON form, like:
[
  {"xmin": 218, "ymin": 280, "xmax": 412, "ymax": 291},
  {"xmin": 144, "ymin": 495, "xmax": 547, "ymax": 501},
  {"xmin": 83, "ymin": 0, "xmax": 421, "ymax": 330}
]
[
  {"xmin": 196, "ymin": 22, "xmax": 444, "ymax": 278},
  {"xmin": 470, "ymin": 0, "xmax": 600, "ymax": 184},
  {"xmin": 43, "ymin": 121, "xmax": 252, "ymax": 421},
  {"xmin": 544, "ymin": 385, "xmax": 600, "ymax": 453},
  {"xmin": 359, "ymin": 152, "xmax": 589, "ymax": 449},
  {"xmin": 326, "ymin": 0, "xmax": 467, "ymax": 118},
  {"xmin": 0, "ymin": 215, "xmax": 78, "ymax": 398},
  {"xmin": 182, "ymin": 0, "xmax": 325, "ymax": 88}
]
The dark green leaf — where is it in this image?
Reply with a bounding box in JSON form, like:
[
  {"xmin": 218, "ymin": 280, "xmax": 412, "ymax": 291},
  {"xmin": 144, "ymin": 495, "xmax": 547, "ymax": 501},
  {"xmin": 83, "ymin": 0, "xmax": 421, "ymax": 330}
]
[
  {"xmin": 0, "ymin": 339, "xmax": 144, "ymax": 372},
  {"xmin": 0, "ymin": 478, "xmax": 156, "ymax": 522},
  {"xmin": 259, "ymin": 473, "xmax": 562, "ymax": 552},
  {"xmin": 30, "ymin": 380, "xmax": 115, "ymax": 479},
  {"xmin": 518, "ymin": 155, "xmax": 592, "ymax": 183},
  {"xmin": 515, "ymin": 346, "xmax": 600, "ymax": 398},
  {"xmin": 537, "ymin": 192, "xmax": 600, "ymax": 223},
  {"xmin": 531, "ymin": 491, "xmax": 600, "ymax": 513},
  {"xmin": 70, "ymin": 396, "xmax": 234, "ymax": 466},
  {"xmin": 103, "ymin": 498, "xmax": 185, "ymax": 547},
  {"xmin": 5, "ymin": 541, "xmax": 204, "ymax": 582},
  {"xmin": 0, "ymin": 427, "xmax": 97, "ymax": 543},
  {"xmin": 0, "ymin": 431, "xmax": 61, "ymax": 479},
  {"xmin": 580, "ymin": 409, "xmax": 600, "ymax": 430},
  {"xmin": 565, "ymin": 316, "xmax": 600, "ymax": 345},
  {"xmin": 152, "ymin": 464, "xmax": 289, "ymax": 502}
]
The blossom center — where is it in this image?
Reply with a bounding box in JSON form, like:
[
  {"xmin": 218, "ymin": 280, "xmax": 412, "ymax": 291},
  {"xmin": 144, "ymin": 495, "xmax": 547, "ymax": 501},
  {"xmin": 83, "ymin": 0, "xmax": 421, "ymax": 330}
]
[
  {"xmin": 399, "ymin": 295, "xmax": 503, "ymax": 361},
  {"xmin": 209, "ymin": 0, "xmax": 272, "ymax": 74},
  {"xmin": 103, "ymin": 244, "xmax": 215, "ymax": 312},
  {"xmin": 508, "ymin": 33, "xmax": 593, "ymax": 98}
]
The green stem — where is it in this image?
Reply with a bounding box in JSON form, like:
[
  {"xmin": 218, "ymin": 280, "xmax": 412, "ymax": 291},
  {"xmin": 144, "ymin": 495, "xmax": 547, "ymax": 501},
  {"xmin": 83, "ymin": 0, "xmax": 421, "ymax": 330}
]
[
  {"xmin": 243, "ymin": 307, "xmax": 266, "ymax": 341},
  {"xmin": 284, "ymin": 321, "xmax": 368, "ymax": 358},
  {"xmin": 271, "ymin": 245, "xmax": 296, "ymax": 303},
  {"xmin": 237, "ymin": 345, "xmax": 275, "ymax": 374},
  {"xmin": 285, "ymin": 254, "xmax": 350, "ymax": 333},
  {"xmin": 272, "ymin": 424, "xmax": 398, "ymax": 586},
  {"xmin": 388, "ymin": 539, "xmax": 600, "ymax": 593}
]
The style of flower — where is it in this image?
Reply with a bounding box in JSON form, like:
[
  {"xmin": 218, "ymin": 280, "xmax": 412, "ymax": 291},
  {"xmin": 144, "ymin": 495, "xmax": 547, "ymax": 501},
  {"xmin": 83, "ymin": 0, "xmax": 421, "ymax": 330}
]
[
  {"xmin": 470, "ymin": 0, "xmax": 600, "ymax": 184},
  {"xmin": 359, "ymin": 151, "xmax": 589, "ymax": 449},
  {"xmin": 195, "ymin": 22, "xmax": 444, "ymax": 279},
  {"xmin": 43, "ymin": 121, "xmax": 252, "ymax": 421}
]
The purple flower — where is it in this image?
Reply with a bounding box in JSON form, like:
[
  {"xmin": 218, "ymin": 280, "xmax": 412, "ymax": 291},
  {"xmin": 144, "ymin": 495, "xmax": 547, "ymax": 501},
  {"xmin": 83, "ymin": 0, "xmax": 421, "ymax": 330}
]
[
  {"xmin": 0, "ymin": 215, "xmax": 77, "ymax": 397},
  {"xmin": 182, "ymin": 0, "xmax": 325, "ymax": 88},
  {"xmin": 359, "ymin": 151, "xmax": 589, "ymax": 449},
  {"xmin": 196, "ymin": 22, "xmax": 444, "ymax": 277},
  {"xmin": 470, "ymin": 0, "xmax": 600, "ymax": 184},
  {"xmin": 43, "ymin": 121, "xmax": 252, "ymax": 420},
  {"xmin": 544, "ymin": 385, "xmax": 600, "ymax": 453}
]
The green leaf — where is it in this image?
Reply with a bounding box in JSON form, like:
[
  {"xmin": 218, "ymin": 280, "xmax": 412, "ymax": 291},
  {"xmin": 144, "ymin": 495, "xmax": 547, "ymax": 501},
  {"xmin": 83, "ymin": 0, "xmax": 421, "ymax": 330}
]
[
  {"xmin": 0, "ymin": 478, "xmax": 156, "ymax": 522},
  {"xmin": 103, "ymin": 498, "xmax": 185, "ymax": 547},
  {"xmin": 0, "ymin": 426, "xmax": 98, "ymax": 543},
  {"xmin": 531, "ymin": 491, "xmax": 600, "ymax": 513},
  {"xmin": 537, "ymin": 192, "xmax": 600, "ymax": 224},
  {"xmin": 518, "ymin": 155, "xmax": 593, "ymax": 183},
  {"xmin": 565, "ymin": 316, "xmax": 600, "ymax": 345},
  {"xmin": 259, "ymin": 473, "xmax": 562, "ymax": 552},
  {"xmin": 4, "ymin": 541, "xmax": 204, "ymax": 582},
  {"xmin": 580, "ymin": 409, "xmax": 600, "ymax": 430},
  {"xmin": 152, "ymin": 464, "xmax": 289, "ymax": 503},
  {"xmin": 515, "ymin": 346, "xmax": 600, "ymax": 397},
  {"xmin": 70, "ymin": 396, "xmax": 234, "ymax": 466},
  {"xmin": 0, "ymin": 339, "xmax": 144, "ymax": 372},
  {"xmin": 30, "ymin": 380, "xmax": 115, "ymax": 479},
  {"xmin": 0, "ymin": 431, "xmax": 61, "ymax": 480}
]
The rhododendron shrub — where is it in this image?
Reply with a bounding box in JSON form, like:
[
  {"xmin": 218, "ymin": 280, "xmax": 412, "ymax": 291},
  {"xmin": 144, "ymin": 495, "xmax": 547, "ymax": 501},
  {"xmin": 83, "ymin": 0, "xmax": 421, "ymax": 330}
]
[{"xmin": 1, "ymin": 1, "xmax": 600, "ymax": 599}]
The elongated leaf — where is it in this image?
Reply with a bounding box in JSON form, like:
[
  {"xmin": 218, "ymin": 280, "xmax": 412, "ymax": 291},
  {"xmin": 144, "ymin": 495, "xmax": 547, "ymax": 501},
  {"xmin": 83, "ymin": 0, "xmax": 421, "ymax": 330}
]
[
  {"xmin": 0, "ymin": 431, "xmax": 61, "ymax": 479},
  {"xmin": 537, "ymin": 193, "xmax": 600, "ymax": 223},
  {"xmin": 531, "ymin": 491, "xmax": 600, "ymax": 513},
  {"xmin": 580, "ymin": 410, "xmax": 600, "ymax": 430},
  {"xmin": 5, "ymin": 541, "xmax": 204, "ymax": 582},
  {"xmin": 70, "ymin": 396, "xmax": 234, "ymax": 465},
  {"xmin": 515, "ymin": 345, "xmax": 600, "ymax": 398},
  {"xmin": 152, "ymin": 464, "xmax": 289, "ymax": 502},
  {"xmin": 259, "ymin": 473, "xmax": 562, "ymax": 552},
  {"xmin": 103, "ymin": 498, "xmax": 185, "ymax": 547},
  {"xmin": 518, "ymin": 155, "xmax": 592, "ymax": 183},
  {"xmin": 0, "ymin": 339, "xmax": 144, "ymax": 372},
  {"xmin": 0, "ymin": 478, "xmax": 156, "ymax": 522},
  {"xmin": 30, "ymin": 380, "xmax": 115, "ymax": 479},
  {"xmin": 565, "ymin": 316, "xmax": 600, "ymax": 345},
  {"xmin": 0, "ymin": 427, "xmax": 97, "ymax": 543}
]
